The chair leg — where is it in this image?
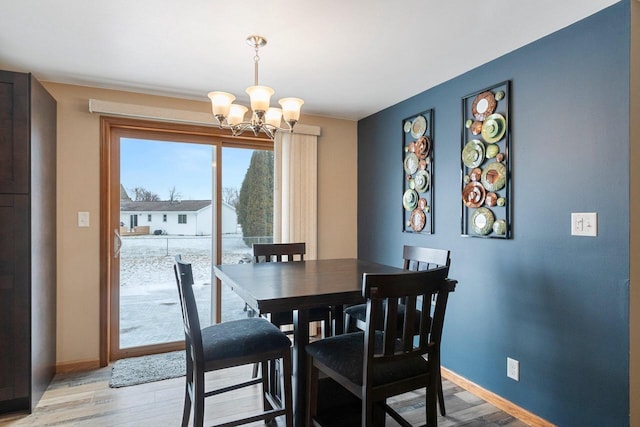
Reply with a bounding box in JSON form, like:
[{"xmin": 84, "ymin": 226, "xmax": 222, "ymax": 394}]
[
  {"xmin": 362, "ymin": 398, "xmax": 376, "ymax": 427},
  {"xmin": 261, "ymin": 360, "xmax": 272, "ymax": 411},
  {"xmin": 182, "ymin": 353, "xmax": 194, "ymax": 427},
  {"xmin": 438, "ymin": 375, "xmax": 446, "ymax": 416},
  {"xmin": 426, "ymin": 382, "xmax": 437, "ymax": 427},
  {"xmin": 252, "ymin": 361, "xmax": 259, "ymax": 378},
  {"xmin": 436, "ymin": 354, "xmax": 446, "ymax": 416},
  {"xmin": 324, "ymin": 312, "xmax": 332, "ymax": 337},
  {"xmin": 282, "ymin": 351, "xmax": 294, "ymax": 427},
  {"xmin": 193, "ymin": 371, "xmax": 205, "ymax": 427},
  {"xmin": 306, "ymin": 356, "xmax": 318, "ymax": 427},
  {"xmin": 181, "ymin": 381, "xmax": 192, "ymax": 427}
]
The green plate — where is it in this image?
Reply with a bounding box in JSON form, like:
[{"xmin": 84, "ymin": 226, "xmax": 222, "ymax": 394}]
[
  {"xmin": 410, "ymin": 115, "xmax": 427, "ymax": 139},
  {"xmin": 462, "ymin": 140, "xmax": 485, "ymax": 169},
  {"xmin": 493, "ymin": 219, "xmax": 507, "ymax": 235},
  {"xmin": 471, "ymin": 207, "xmax": 495, "ymax": 235},
  {"xmin": 414, "ymin": 170, "xmax": 430, "ymax": 193},
  {"xmin": 403, "ymin": 153, "xmax": 419, "ymax": 175},
  {"xmin": 481, "ymin": 162, "xmax": 506, "ymax": 191},
  {"xmin": 403, "ymin": 189, "xmax": 419, "ymax": 211},
  {"xmin": 481, "ymin": 113, "xmax": 506, "ymax": 143}
]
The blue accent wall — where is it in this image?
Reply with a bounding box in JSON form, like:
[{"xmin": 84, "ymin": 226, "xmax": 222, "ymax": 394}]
[{"xmin": 357, "ymin": 2, "xmax": 630, "ymax": 424}]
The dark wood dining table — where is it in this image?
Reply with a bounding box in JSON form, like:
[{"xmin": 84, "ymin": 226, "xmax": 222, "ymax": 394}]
[{"xmin": 213, "ymin": 258, "xmax": 407, "ymax": 426}]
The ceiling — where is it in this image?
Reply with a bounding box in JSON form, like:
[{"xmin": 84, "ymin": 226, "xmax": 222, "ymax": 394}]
[{"xmin": 0, "ymin": 0, "xmax": 619, "ymax": 121}]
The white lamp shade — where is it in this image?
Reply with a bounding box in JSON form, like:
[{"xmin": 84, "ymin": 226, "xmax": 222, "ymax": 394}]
[
  {"xmin": 227, "ymin": 104, "xmax": 248, "ymax": 126},
  {"xmin": 265, "ymin": 108, "xmax": 283, "ymax": 128},
  {"xmin": 278, "ymin": 97, "xmax": 304, "ymax": 122},
  {"xmin": 245, "ymin": 85, "xmax": 274, "ymax": 112},
  {"xmin": 208, "ymin": 91, "xmax": 235, "ymax": 117}
]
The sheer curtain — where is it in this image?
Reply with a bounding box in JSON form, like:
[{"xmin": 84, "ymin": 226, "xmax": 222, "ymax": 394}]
[{"xmin": 274, "ymin": 125, "xmax": 321, "ymax": 260}]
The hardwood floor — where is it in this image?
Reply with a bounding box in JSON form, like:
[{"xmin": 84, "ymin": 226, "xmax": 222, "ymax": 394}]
[{"xmin": 0, "ymin": 365, "xmax": 529, "ymax": 426}]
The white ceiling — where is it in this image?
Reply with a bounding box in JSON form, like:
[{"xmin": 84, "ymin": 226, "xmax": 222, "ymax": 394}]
[{"xmin": 0, "ymin": 0, "xmax": 619, "ymax": 121}]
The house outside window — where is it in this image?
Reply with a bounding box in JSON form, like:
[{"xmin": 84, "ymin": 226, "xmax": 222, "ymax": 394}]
[
  {"xmin": 147, "ymin": 214, "xmax": 152, "ymax": 222},
  {"xmin": 163, "ymin": 214, "xmax": 167, "ymax": 222},
  {"xmin": 178, "ymin": 214, "xmax": 187, "ymax": 224}
]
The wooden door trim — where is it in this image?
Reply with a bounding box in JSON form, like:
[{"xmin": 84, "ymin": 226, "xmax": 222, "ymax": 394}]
[{"xmin": 99, "ymin": 116, "xmax": 272, "ymax": 365}]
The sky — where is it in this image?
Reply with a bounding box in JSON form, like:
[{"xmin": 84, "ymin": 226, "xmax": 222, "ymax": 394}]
[{"xmin": 120, "ymin": 138, "xmax": 255, "ymax": 201}]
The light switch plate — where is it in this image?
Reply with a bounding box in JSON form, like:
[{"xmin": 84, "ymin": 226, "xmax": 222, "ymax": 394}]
[
  {"xmin": 78, "ymin": 211, "xmax": 90, "ymax": 228},
  {"xmin": 571, "ymin": 212, "xmax": 597, "ymax": 237}
]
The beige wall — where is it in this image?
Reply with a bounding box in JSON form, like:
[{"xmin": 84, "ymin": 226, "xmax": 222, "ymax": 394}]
[{"xmin": 43, "ymin": 82, "xmax": 358, "ymax": 365}]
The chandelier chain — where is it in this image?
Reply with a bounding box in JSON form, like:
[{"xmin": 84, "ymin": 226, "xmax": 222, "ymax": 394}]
[{"xmin": 253, "ymin": 45, "xmax": 260, "ymax": 86}]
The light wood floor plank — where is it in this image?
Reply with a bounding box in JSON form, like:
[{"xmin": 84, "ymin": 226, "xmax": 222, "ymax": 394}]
[{"xmin": 0, "ymin": 365, "xmax": 531, "ymax": 426}]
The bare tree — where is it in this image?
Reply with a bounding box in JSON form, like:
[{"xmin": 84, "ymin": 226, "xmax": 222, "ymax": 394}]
[
  {"xmin": 168, "ymin": 186, "xmax": 182, "ymax": 203},
  {"xmin": 131, "ymin": 187, "xmax": 160, "ymax": 201},
  {"xmin": 222, "ymin": 187, "xmax": 239, "ymax": 208}
]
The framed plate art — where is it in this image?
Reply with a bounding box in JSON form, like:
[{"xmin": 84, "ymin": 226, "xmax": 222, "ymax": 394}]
[
  {"xmin": 461, "ymin": 80, "xmax": 511, "ymax": 238},
  {"xmin": 403, "ymin": 109, "xmax": 434, "ymax": 234}
]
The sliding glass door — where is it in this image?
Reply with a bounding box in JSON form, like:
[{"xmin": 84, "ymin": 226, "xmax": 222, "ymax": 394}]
[{"xmin": 101, "ymin": 118, "xmax": 273, "ymax": 362}]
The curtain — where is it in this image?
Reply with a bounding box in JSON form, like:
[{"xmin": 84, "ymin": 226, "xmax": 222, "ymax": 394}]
[{"xmin": 274, "ymin": 125, "xmax": 320, "ymax": 260}]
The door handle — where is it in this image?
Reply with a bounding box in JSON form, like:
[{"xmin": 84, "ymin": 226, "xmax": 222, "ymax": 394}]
[{"xmin": 114, "ymin": 228, "xmax": 122, "ymax": 258}]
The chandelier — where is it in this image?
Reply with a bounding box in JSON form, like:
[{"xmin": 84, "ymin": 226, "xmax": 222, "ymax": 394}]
[{"xmin": 208, "ymin": 35, "xmax": 304, "ymax": 140}]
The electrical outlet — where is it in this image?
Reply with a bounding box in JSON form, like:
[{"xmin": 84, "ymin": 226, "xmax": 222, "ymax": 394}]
[{"xmin": 507, "ymin": 357, "xmax": 519, "ymax": 381}]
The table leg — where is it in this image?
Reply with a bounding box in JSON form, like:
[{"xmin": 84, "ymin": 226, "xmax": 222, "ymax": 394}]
[{"xmin": 292, "ymin": 308, "xmax": 310, "ymax": 427}]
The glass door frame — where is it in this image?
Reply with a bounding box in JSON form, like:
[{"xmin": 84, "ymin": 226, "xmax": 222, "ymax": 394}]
[{"xmin": 99, "ymin": 116, "xmax": 271, "ymax": 365}]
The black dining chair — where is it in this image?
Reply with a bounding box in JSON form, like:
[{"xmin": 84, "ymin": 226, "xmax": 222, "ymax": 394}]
[
  {"xmin": 306, "ymin": 267, "xmax": 456, "ymax": 427},
  {"xmin": 251, "ymin": 243, "xmax": 334, "ymax": 381},
  {"xmin": 253, "ymin": 242, "xmax": 333, "ymax": 338},
  {"xmin": 174, "ymin": 255, "xmax": 293, "ymax": 427},
  {"xmin": 344, "ymin": 245, "xmax": 451, "ymax": 416}
]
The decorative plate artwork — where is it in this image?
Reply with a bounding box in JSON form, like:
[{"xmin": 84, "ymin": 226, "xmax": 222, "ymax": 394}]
[
  {"xmin": 486, "ymin": 144, "xmax": 499, "ymax": 159},
  {"xmin": 414, "ymin": 170, "xmax": 430, "ymax": 192},
  {"xmin": 461, "ymin": 80, "xmax": 511, "ymax": 238},
  {"xmin": 403, "ymin": 109, "xmax": 434, "ymax": 234},
  {"xmin": 404, "ymin": 152, "xmax": 419, "ymax": 175},
  {"xmin": 462, "ymin": 140, "xmax": 485, "ymax": 168},
  {"xmin": 493, "ymin": 219, "xmax": 507, "ymax": 235},
  {"xmin": 403, "ymin": 188, "xmax": 419, "ymax": 211},
  {"xmin": 410, "ymin": 115, "xmax": 427, "ymax": 139},
  {"xmin": 485, "ymin": 192, "xmax": 498, "ymax": 207},
  {"xmin": 481, "ymin": 162, "xmax": 506, "ymax": 191},
  {"xmin": 471, "ymin": 91, "xmax": 497, "ymax": 121},
  {"xmin": 410, "ymin": 208, "xmax": 426, "ymax": 232},
  {"xmin": 462, "ymin": 181, "xmax": 486, "ymax": 208},
  {"xmin": 471, "ymin": 207, "xmax": 495, "ymax": 235},
  {"xmin": 481, "ymin": 113, "xmax": 506, "ymax": 143},
  {"xmin": 415, "ymin": 136, "xmax": 430, "ymax": 159}
]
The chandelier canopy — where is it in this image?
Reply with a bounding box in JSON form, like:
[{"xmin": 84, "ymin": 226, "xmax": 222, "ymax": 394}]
[{"xmin": 208, "ymin": 35, "xmax": 304, "ymax": 140}]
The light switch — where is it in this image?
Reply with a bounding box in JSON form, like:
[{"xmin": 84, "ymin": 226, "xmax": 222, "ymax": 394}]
[
  {"xmin": 78, "ymin": 211, "xmax": 90, "ymax": 228},
  {"xmin": 571, "ymin": 212, "xmax": 597, "ymax": 237}
]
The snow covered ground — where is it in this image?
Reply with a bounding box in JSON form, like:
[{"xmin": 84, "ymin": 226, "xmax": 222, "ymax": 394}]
[{"xmin": 119, "ymin": 234, "xmax": 259, "ymax": 349}]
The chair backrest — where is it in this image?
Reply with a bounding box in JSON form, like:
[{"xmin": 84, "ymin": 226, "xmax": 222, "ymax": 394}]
[
  {"xmin": 402, "ymin": 245, "xmax": 451, "ymax": 272},
  {"xmin": 253, "ymin": 242, "xmax": 306, "ymax": 263},
  {"xmin": 361, "ymin": 267, "xmax": 455, "ymax": 376},
  {"xmin": 174, "ymin": 255, "xmax": 204, "ymax": 365}
]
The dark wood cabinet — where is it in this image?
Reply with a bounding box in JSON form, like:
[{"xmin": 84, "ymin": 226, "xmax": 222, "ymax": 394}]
[{"xmin": 0, "ymin": 71, "xmax": 56, "ymax": 414}]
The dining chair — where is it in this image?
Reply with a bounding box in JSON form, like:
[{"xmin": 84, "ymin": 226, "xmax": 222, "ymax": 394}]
[
  {"xmin": 343, "ymin": 245, "xmax": 451, "ymax": 415},
  {"xmin": 253, "ymin": 242, "xmax": 333, "ymax": 338},
  {"xmin": 306, "ymin": 267, "xmax": 456, "ymax": 427},
  {"xmin": 174, "ymin": 255, "xmax": 293, "ymax": 427}
]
